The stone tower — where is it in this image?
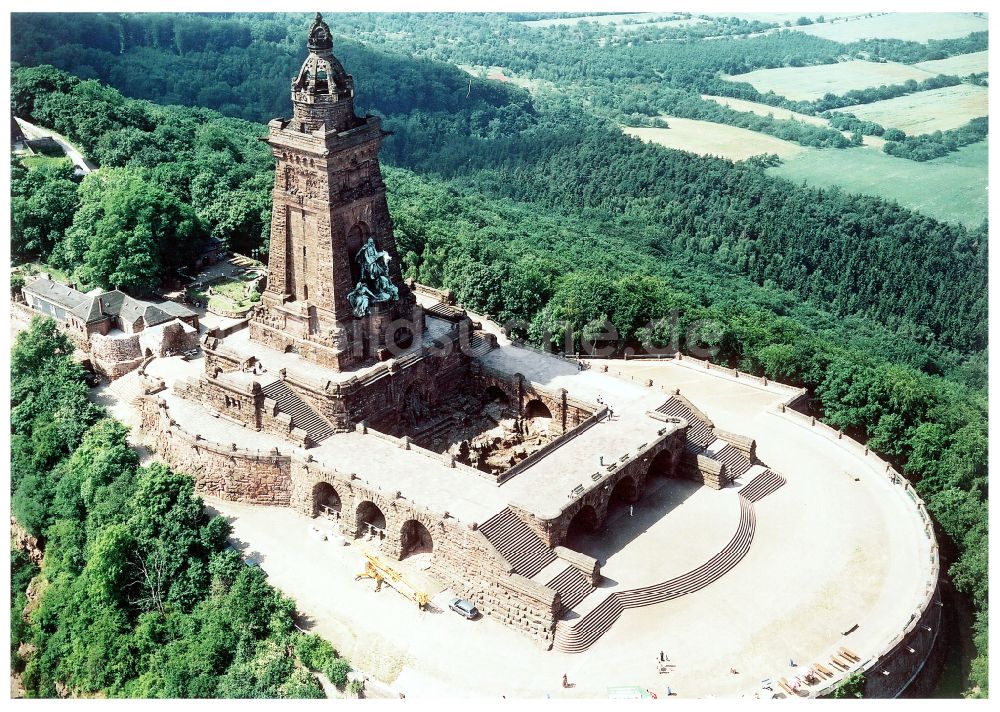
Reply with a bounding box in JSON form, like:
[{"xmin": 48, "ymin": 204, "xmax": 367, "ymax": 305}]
[{"xmin": 250, "ymin": 13, "xmax": 421, "ymax": 371}]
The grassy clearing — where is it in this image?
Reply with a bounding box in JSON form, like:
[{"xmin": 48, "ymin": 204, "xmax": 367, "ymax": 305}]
[
  {"xmin": 723, "ymin": 60, "xmax": 934, "ymax": 101},
  {"xmin": 840, "ymin": 84, "xmax": 988, "ymax": 135},
  {"xmin": 455, "ymin": 64, "xmax": 553, "ymax": 94},
  {"xmin": 789, "ymin": 12, "xmax": 987, "ymax": 43},
  {"xmin": 704, "ymin": 12, "xmax": 865, "ymax": 25},
  {"xmin": 189, "ymin": 275, "xmax": 261, "ymax": 313},
  {"xmin": 615, "ymin": 18, "xmax": 706, "ymax": 32},
  {"xmin": 623, "ymin": 117, "xmax": 808, "ymax": 161},
  {"xmin": 521, "ymin": 13, "xmax": 685, "ymax": 28},
  {"xmin": 770, "ymin": 139, "xmax": 987, "ymax": 228},
  {"xmin": 20, "ymin": 154, "xmax": 74, "ymax": 171},
  {"xmin": 913, "ymin": 50, "xmax": 989, "ymax": 76},
  {"xmin": 701, "ymin": 95, "xmax": 829, "ymax": 126}
]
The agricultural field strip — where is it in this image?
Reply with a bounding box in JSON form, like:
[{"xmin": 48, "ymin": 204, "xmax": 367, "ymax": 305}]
[
  {"xmin": 838, "ymin": 84, "xmax": 988, "ymax": 135},
  {"xmin": 786, "ymin": 12, "xmax": 987, "ymax": 43},
  {"xmin": 770, "ymin": 139, "xmax": 987, "ymax": 229},
  {"xmin": 623, "ymin": 117, "xmax": 808, "ymax": 161},
  {"xmin": 725, "ymin": 60, "xmax": 945, "ymax": 102},
  {"xmin": 913, "ymin": 50, "xmax": 988, "ymax": 76}
]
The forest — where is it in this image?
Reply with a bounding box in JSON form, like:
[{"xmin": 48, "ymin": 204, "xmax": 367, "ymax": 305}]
[
  {"xmin": 10, "ymin": 319, "xmax": 352, "ymax": 697},
  {"xmin": 9, "ymin": 11, "xmax": 988, "ymax": 698}
]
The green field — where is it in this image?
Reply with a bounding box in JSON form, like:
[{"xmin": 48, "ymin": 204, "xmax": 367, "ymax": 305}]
[
  {"xmin": 914, "ymin": 50, "xmax": 989, "ymax": 76},
  {"xmin": 790, "ymin": 11, "xmax": 986, "ymax": 42},
  {"xmin": 724, "ymin": 60, "xmax": 934, "ymax": 101},
  {"xmin": 623, "ymin": 117, "xmax": 807, "ymax": 160},
  {"xmin": 521, "ymin": 13, "xmax": 685, "ymax": 28},
  {"xmin": 770, "ymin": 139, "xmax": 987, "ymax": 228},
  {"xmin": 840, "ymin": 84, "xmax": 988, "ymax": 135}
]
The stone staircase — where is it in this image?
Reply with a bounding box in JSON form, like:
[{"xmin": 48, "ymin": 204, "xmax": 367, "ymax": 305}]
[
  {"xmin": 106, "ymin": 368, "xmax": 144, "ymax": 405},
  {"xmin": 656, "ymin": 397, "xmax": 714, "ymax": 446},
  {"xmin": 659, "ymin": 397, "xmax": 757, "ymax": 482},
  {"xmin": 712, "ymin": 443, "xmax": 753, "ymax": 479},
  {"xmin": 478, "ymin": 507, "xmax": 557, "ymax": 579},
  {"xmin": 469, "ymin": 332, "xmax": 495, "ymax": 358},
  {"xmin": 411, "ymin": 413, "xmax": 459, "ymax": 448},
  {"xmin": 260, "ymin": 379, "xmax": 335, "ymax": 444},
  {"xmin": 553, "ymin": 496, "xmax": 757, "ymax": 653},
  {"xmin": 738, "ymin": 469, "xmax": 787, "ymax": 503},
  {"xmin": 546, "ymin": 565, "xmax": 595, "ymax": 612}
]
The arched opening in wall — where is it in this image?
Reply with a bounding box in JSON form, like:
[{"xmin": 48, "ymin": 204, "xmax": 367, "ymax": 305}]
[
  {"xmin": 356, "ymin": 500, "xmax": 387, "ymax": 540},
  {"xmin": 483, "ymin": 385, "xmax": 510, "ymax": 407},
  {"xmin": 481, "ymin": 385, "xmax": 511, "ymax": 421},
  {"xmin": 399, "ymin": 519, "xmax": 433, "ymax": 559},
  {"xmin": 647, "ymin": 448, "xmax": 677, "ymax": 479},
  {"xmin": 401, "ymin": 384, "xmax": 430, "ymax": 426},
  {"xmin": 523, "ymin": 398, "xmax": 553, "ymax": 435},
  {"xmin": 313, "ymin": 482, "xmax": 342, "ymax": 519},
  {"xmin": 566, "ymin": 504, "xmax": 600, "ymax": 541},
  {"xmin": 346, "ymin": 222, "xmax": 370, "ymax": 284},
  {"xmin": 611, "ymin": 475, "xmax": 640, "ymax": 505}
]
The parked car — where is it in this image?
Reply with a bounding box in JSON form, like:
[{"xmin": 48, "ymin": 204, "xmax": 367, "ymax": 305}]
[{"xmin": 448, "ymin": 597, "xmax": 479, "ymax": 619}]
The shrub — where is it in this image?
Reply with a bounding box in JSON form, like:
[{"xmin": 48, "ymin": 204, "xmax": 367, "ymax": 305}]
[
  {"xmin": 293, "ymin": 633, "xmax": 337, "ymax": 672},
  {"xmin": 325, "ymin": 658, "xmax": 351, "ymax": 689},
  {"xmin": 831, "ymin": 671, "xmax": 865, "ymax": 699}
]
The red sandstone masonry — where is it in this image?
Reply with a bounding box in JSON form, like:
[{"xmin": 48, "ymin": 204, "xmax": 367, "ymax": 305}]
[{"xmin": 139, "ymin": 392, "xmax": 561, "ymax": 646}]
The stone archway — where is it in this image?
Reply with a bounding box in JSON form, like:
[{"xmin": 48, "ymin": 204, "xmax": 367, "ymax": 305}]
[
  {"xmin": 483, "ymin": 385, "xmax": 510, "ymax": 407},
  {"xmin": 356, "ymin": 500, "xmax": 387, "ymax": 539},
  {"xmin": 312, "ymin": 481, "xmax": 342, "ymax": 519},
  {"xmin": 611, "ymin": 475, "xmax": 640, "ymax": 504},
  {"xmin": 523, "ymin": 398, "xmax": 553, "ymax": 435},
  {"xmin": 647, "ymin": 448, "xmax": 678, "ymax": 479},
  {"xmin": 400, "ymin": 519, "xmax": 433, "ymax": 558},
  {"xmin": 566, "ymin": 504, "xmax": 600, "ymax": 539}
]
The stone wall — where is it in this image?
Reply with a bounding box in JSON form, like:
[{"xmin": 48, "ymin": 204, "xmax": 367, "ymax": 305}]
[
  {"xmin": 204, "ymin": 320, "xmax": 474, "ymax": 435},
  {"xmin": 513, "ymin": 428, "xmax": 684, "ymax": 548},
  {"xmin": 138, "ymin": 320, "xmax": 199, "ymax": 357},
  {"xmin": 138, "ymin": 396, "xmax": 293, "ymax": 505},
  {"xmin": 140, "ymin": 392, "xmax": 562, "ymax": 646},
  {"xmin": 679, "ymin": 450, "xmax": 728, "ymax": 490},
  {"xmin": 471, "ymin": 364, "xmax": 597, "ymax": 436}
]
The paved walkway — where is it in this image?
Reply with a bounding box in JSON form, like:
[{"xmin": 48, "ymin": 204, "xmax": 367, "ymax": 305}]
[
  {"xmin": 137, "ymin": 341, "xmax": 930, "ymax": 698},
  {"xmin": 15, "ymin": 117, "xmax": 97, "ymax": 173}
]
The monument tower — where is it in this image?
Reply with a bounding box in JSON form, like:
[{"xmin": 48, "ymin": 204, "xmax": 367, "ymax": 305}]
[{"xmin": 250, "ymin": 13, "xmax": 421, "ymax": 371}]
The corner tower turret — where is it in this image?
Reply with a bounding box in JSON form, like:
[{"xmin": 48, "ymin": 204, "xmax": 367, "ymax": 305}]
[{"xmin": 251, "ymin": 13, "xmax": 422, "ymax": 372}]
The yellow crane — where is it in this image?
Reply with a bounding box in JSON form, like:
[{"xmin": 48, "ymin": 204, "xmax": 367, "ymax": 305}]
[{"xmin": 354, "ymin": 552, "xmax": 430, "ymax": 610}]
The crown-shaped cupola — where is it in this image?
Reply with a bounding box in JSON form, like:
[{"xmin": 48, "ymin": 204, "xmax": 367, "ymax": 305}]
[{"xmin": 290, "ymin": 13, "xmax": 359, "ymax": 134}]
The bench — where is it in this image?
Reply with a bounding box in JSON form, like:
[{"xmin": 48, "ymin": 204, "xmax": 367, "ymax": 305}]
[
  {"xmin": 838, "ymin": 647, "xmax": 861, "ymax": 663},
  {"xmin": 778, "ymin": 677, "xmax": 797, "ymax": 697},
  {"xmin": 813, "ymin": 663, "xmax": 834, "ymax": 678}
]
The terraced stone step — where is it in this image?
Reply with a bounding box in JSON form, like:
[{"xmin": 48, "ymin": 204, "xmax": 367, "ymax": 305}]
[
  {"xmin": 261, "ymin": 379, "xmax": 335, "ymax": 444},
  {"xmin": 553, "ymin": 496, "xmax": 757, "ymax": 653},
  {"xmin": 547, "ymin": 565, "xmax": 595, "ymax": 612},
  {"xmin": 479, "ymin": 507, "xmax": 557, "ymax": 579},
  {"xmin": 739, "ymin": 470, "xmax": 787, "ymax": 503},
  {"xmin": 469, "ymin": 332, "xmax": 495, "ymax": 358}
]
